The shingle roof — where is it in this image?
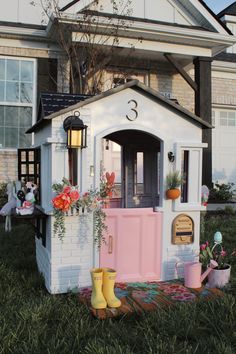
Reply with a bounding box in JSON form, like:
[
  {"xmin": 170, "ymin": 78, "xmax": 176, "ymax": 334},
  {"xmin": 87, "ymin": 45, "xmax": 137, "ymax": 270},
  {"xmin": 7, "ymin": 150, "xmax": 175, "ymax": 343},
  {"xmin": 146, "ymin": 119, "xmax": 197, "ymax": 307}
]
[
  {"xmin": 214, "ymin": 52, "xmax": 236, "ymax": 62},
  {"xmin": 37, "ymin": 92, "xmax": 91, "ymax": 121},
  {"xmin": 218, "ymin": 2, "xmax": 236, "ymax": 17}
]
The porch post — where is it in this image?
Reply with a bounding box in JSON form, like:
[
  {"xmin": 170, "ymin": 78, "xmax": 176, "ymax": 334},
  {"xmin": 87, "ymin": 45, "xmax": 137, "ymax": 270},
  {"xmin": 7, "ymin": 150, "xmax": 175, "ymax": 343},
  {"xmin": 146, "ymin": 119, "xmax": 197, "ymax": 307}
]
[{"xmin": 194, "ymin": 57, "xmax": 212, "ymax": 188}]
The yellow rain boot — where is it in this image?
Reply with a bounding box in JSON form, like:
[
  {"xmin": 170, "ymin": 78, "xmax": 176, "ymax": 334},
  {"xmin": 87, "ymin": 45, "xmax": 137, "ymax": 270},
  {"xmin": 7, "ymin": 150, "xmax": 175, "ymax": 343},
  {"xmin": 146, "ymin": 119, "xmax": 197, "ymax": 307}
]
[
  {"xmin": 102, "ymin": 268, "xmax": 121, "ymax": 308},
  {"xmin": 90, "ymin": 268, "xmax": 107, "ymax": 309}
]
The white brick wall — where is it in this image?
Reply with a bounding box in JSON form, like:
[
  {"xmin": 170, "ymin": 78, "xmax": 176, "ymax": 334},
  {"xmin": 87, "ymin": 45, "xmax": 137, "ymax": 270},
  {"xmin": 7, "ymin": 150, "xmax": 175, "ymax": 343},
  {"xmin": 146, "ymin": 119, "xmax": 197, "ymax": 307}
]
[
  {"xmin": 166, "ymin": 247, "xmax": 199, "ymax": 280},
  {"xmin": 36, "ymin": 213, "xmax": 94, "ymax": 294}
]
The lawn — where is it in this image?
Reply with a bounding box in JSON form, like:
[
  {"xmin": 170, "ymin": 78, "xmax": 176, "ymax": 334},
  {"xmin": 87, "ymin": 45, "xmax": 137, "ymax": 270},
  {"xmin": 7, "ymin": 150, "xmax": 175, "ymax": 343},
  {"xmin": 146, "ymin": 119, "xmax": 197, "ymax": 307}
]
[{"xmin": 0, "ymin": 212, "xmax": 236, "ymax": 354}]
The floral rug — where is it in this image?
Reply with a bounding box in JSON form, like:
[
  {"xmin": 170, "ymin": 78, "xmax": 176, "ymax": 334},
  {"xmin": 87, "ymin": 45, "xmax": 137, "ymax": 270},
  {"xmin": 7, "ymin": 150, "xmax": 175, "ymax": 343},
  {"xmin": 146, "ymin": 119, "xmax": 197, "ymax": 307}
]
[{"xmin": 78, "ymin": 280, "xmax": 223, "ymax": 319}]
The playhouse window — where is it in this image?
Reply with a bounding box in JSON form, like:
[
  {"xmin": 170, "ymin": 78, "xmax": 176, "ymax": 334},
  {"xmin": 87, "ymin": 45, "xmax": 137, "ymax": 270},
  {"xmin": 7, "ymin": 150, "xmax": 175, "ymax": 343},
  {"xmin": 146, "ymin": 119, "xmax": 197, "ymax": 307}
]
[
  {"xmin": 181, "ymin": 150, "xmax": 189, "ymax": 203},
  {"xmin": 18, "ymin": 147, "xmax": 41, "ymax": 202},
  {"xmin": 0, "ymin": 57, "xmax": 36, "ymax": 149}
]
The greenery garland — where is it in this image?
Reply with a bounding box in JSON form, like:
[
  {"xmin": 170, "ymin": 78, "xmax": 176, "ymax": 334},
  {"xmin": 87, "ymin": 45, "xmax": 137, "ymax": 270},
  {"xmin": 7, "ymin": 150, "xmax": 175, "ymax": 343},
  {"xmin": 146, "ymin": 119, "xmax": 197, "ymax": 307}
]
[{"xmin": 51, "ymin": 178, "xmax": 111, "ymax": 248}]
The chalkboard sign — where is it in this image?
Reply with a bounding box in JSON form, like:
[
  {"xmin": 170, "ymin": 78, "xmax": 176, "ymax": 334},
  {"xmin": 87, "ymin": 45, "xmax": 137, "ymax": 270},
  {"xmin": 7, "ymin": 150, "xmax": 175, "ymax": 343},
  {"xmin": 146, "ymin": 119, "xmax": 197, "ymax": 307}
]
[{"xmin": 172, "ymin": 214, "xmax": 194, "ymax": 245}]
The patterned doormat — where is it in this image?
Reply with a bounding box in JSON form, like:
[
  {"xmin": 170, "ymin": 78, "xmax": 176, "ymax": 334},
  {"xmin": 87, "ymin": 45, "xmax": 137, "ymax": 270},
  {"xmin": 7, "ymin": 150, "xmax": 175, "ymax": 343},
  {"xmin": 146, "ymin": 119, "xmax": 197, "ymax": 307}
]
[{"xmin": 78, "ymin": 280, "xmax": 223, "ymax": 319}]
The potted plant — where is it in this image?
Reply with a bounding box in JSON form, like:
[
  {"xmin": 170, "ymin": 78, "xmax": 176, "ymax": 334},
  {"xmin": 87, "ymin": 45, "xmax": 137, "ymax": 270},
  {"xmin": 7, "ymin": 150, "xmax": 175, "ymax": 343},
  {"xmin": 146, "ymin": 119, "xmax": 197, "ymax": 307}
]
[
  {"xmin": 199, "ymin": 232, "xmax": 236, "ymax": 288},
  {"xmin": 166, "ymin": 170, "xmax": 182, "ymax": 200}
]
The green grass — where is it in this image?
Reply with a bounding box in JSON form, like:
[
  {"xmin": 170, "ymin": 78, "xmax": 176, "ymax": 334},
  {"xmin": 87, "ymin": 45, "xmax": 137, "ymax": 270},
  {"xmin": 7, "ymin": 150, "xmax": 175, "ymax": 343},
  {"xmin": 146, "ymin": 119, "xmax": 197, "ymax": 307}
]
[{"xmin": 0, "ymin": 214, "xmax": 236, "ymax": 354}]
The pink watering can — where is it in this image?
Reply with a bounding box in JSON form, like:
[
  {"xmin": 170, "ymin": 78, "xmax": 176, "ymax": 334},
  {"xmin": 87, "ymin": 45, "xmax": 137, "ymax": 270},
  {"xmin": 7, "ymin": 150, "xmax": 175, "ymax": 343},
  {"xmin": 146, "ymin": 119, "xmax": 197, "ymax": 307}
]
[{"xmin": 175, "ymin": 260, "xmax": 218, "ymax": 288}]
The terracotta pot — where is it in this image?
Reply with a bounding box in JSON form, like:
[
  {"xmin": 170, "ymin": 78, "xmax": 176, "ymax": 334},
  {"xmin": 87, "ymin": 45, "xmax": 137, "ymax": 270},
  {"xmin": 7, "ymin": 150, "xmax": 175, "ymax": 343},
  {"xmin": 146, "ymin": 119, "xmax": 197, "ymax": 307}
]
[
  {"xmin": 207, "ymin": 264, "xmax": 231, "ymax": 288},
  {"xmin": 166, "ymin": 188, "xmax": 180, "ymax": 200}
]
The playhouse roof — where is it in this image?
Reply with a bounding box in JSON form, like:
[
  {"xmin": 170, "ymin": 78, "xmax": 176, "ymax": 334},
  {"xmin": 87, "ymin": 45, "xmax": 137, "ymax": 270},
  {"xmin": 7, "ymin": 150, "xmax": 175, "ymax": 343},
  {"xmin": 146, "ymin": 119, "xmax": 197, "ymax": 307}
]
[
  {"xmin": 27, "ymin": 80, "xmax": 212, "ymax": 134},
  {"xmin": 37, "ymin": 92, "xmax": 91, "ymax": 121}
]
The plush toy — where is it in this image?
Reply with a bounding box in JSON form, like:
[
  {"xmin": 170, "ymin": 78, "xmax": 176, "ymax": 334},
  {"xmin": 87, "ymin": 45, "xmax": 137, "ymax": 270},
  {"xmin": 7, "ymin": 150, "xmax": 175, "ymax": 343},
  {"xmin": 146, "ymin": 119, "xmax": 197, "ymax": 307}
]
[
  {"xmin": 0, "ymin": 181, "xmax": 20, "ymax": 231},
  {"xmin": 0, "ymin": 182, "xmax": 17, "ymax": 217},
  {"xmin": 16, "ymin": 182, "xmax": 38, "ymax": 215}
]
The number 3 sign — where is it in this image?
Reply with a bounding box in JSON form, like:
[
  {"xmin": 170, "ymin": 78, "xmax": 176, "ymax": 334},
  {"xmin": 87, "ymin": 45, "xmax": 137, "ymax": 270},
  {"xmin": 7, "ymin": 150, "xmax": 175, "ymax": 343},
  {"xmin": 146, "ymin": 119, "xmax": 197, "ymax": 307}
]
[{"xmin": 126, "ymin": 99, "xmax": 138, "ymax": 121}]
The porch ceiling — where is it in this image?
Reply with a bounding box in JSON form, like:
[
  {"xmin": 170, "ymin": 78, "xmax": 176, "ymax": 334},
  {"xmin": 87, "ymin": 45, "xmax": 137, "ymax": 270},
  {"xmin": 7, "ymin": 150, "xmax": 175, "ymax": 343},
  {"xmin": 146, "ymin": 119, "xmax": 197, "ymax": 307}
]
[{"xmin": 105, "ymin": 130, "xmax": 161, "ymax": 150}]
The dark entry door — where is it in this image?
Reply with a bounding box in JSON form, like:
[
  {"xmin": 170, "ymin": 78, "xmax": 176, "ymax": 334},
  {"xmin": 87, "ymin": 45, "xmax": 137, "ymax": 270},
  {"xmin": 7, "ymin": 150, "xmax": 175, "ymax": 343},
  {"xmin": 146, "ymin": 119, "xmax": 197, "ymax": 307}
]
[{"xmin": 123, "ymin": 146, "xmax": 159, "ymax": 208}]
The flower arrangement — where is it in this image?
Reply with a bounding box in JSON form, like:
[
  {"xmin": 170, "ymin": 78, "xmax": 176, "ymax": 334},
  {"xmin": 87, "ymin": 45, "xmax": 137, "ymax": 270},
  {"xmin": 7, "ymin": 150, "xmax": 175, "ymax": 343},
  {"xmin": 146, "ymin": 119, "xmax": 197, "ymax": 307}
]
[
  {"xmin": 199, "ymin": 232, "xmax": 236, "ymax": 270},
  {"xmin": 52, "ymin": 178, "xmax": 107, "ymax": 246},
  {"xmin": 52, "ymin": 178, "xmax": 80, "ymax": 241}
]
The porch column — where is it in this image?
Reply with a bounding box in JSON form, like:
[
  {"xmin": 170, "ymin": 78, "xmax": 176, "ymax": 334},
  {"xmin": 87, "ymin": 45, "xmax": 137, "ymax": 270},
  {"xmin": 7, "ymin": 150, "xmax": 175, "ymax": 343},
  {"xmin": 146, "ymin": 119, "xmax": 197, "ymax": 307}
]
[
  {"xmin": 194, "ymin": 57, "xmax": 212, "ymax": 188},
  {"xmin": 57, "ymin": 56, "xmax": 70, "ymax": 93}
]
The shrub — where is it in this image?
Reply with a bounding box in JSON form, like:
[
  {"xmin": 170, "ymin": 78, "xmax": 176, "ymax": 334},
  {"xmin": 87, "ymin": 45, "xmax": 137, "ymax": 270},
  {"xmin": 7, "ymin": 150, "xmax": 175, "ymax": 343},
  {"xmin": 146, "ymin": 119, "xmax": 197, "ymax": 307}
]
[
  {"xmin": 209, "ymin": 182, "xmax": 235, "ymax": 202},
  {"xmin": 0, "ymin": 182, "xmax": 7, "ymax": 208}
]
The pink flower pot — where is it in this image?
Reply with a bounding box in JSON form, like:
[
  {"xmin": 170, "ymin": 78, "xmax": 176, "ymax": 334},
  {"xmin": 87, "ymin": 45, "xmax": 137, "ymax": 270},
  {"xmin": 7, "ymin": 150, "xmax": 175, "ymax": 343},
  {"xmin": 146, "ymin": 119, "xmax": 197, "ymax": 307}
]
[{"xmin": 207, "ymin": 264, "xmax": 231, "ymax": 288}]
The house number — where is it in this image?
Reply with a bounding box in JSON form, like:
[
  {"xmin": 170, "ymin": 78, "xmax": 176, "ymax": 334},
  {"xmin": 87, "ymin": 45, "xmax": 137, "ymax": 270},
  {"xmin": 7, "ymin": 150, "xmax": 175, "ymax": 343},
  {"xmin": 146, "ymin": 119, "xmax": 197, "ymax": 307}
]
[{"xmin": 126, "ymin": 99, "xmax": 138, "ymax": 121}]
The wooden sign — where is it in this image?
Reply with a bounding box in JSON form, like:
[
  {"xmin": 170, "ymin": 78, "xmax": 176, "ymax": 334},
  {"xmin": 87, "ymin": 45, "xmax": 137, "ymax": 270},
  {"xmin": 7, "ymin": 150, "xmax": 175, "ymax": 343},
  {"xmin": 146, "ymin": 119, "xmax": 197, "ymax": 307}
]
[{"xmin": 172, "ymin": 214, "xmax": 194, "ymax": 245}]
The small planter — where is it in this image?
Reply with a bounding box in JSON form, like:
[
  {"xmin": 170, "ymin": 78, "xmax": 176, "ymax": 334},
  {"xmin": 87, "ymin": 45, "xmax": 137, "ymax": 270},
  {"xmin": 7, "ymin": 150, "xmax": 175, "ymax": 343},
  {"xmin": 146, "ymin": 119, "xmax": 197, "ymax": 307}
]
[
  {"xmin": 207, "ymin": 264, "xmax": 231, "ymax": 288},
  {"xmin": 166, "ymin": 188, "xmax": 180, "ymax": 200}
]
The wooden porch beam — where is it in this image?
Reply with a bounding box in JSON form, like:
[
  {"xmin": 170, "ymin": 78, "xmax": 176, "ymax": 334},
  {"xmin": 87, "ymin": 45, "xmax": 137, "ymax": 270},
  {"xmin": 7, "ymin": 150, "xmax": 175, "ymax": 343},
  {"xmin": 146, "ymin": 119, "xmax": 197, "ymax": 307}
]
[{"xmin": 164, "ymin": 53, "xmax": 198, "ymax": 92}]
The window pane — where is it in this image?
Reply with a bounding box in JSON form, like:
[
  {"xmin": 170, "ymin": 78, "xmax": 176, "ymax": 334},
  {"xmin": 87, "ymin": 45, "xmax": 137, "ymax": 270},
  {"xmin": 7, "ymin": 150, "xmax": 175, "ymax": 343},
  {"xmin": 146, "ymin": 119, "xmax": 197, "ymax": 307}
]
[
  {"xmin": 220, "ymin": 111, "xmax": 227, "ymax": 118},
  {"xmin": 228, "ymin": 118, "xmax": 235, "ymax": 127},
  {"xmin": 0, "ymin": 126, "xmax": 4, "ymax": 147},
  {"xmin": 20, "ymin": 83, "xmax": 33, "ymax": 103},
  {"xmin": 19, "ymin": 128, "xmax": 31, "ymax": 147},
  {"xmin": 0, "ymin": 106, "xmax": 4, "ymax": 126},
  {"xmin": 0, "ymin": 81, "xmax": 4, "ymax": 101},
  {"xmin": 5, "ymin": 106, "xmax": 18, "ymax": 127},
  {"xmin": 5, "ymin": 127, "xmax": 18, "ymax": 148},
  {"xmin": 6, "ymin": 60, "xmax": 19, "ymax": 81},
  {"xmin": 19, "ymin": 107, "xmax": 32, "ymax": 127},
  {"xmin": 220, "ymin": 118, "xmax": 227, "ymax": 126},
  {"xmin": 0, "ymin": 59, "xmax": 5, "ymax": 80},
  {"xmin": 21, "ymin": 61, "xmax": 33, "ymax": 82},
  {"xmin": 6, "ymin": 82, "xmax": 19, "ymax": 102}
]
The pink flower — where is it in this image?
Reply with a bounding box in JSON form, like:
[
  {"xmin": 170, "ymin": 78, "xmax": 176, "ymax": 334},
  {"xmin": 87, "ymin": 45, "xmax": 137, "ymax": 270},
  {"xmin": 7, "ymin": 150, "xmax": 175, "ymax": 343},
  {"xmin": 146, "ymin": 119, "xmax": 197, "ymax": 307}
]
[
  {"xmin": 220, "ymin": 250, "xmax": 227, "ymax": 257},
  {"xmin": 205, "ymin": 241, "xmax": 209, "ymax": 247},
  {"xmin": 70, "ymin": 190, "xmax": 80, "ymax": 202},
  {"xmin": 200, "ymin": 243, "xmax": 207, "ymax": 251},
  {"xmin": 63, "ymin": 186, "xmax": 72, "ymax": 194}
]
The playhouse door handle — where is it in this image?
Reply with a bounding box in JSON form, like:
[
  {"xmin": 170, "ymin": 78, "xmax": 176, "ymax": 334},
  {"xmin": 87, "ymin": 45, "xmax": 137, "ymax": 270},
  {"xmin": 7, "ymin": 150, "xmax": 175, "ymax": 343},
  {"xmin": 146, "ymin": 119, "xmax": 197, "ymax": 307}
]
[{"xmin": 108, "ymin": 235, "xmax": 113, "ymax": 254}]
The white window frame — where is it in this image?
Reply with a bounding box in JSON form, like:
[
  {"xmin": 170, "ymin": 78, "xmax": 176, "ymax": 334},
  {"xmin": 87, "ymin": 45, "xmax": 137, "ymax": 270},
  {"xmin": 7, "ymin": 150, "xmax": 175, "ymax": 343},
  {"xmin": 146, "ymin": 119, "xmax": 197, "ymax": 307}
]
[
  {"xmin": 0, "ymin": 56, "xmax": 37, "ymax": 151},
  {"xmin": 173, "ymin": 142, "xmax": 207, "ymax": 212}
]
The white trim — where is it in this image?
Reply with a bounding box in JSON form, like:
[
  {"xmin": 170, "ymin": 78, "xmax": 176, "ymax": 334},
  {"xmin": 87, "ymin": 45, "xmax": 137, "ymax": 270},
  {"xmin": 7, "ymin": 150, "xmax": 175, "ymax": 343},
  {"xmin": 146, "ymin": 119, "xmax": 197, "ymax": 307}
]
[
  {"xmin": 221, "ymin": 15, "xmax": 236, "ymax": 23},
  {"xmin": 175, "ymin": 142, "xmax": 208, "ymax": 149},
  {"xmin": 73, "ymin": 32, "xmax": 213, "ymax": 57},
  {"xmin": 212, "ymin": 104, "xmax": 236, "ymax": 109}
]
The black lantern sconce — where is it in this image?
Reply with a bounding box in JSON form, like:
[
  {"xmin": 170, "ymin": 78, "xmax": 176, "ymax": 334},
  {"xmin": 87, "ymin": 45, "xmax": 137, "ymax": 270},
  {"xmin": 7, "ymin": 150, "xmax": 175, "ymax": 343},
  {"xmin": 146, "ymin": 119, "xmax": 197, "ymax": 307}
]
[
  {"xmin": 168, "ymin": 151, "xmax": 175, "ymax": 163},
  {"xmin": 63, "ymin": 111, "xmax": 87, "ymax": 149}
]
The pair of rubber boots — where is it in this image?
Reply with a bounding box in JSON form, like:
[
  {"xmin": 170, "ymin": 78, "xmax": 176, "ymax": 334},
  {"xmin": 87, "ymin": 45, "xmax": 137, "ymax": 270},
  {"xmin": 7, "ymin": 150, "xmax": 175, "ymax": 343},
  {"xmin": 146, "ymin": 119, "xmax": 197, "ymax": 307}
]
[{"xmin": 90, "ymin": 268, "xmax": 121, "ymax": 309}]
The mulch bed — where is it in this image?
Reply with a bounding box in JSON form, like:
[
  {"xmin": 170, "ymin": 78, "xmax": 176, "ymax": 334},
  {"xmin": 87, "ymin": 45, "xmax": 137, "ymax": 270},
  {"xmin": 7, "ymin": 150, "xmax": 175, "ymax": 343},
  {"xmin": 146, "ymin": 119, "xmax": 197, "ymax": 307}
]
[{"xmin": 78, "ymin": 280, "xmax": 223, "ymax": 319}]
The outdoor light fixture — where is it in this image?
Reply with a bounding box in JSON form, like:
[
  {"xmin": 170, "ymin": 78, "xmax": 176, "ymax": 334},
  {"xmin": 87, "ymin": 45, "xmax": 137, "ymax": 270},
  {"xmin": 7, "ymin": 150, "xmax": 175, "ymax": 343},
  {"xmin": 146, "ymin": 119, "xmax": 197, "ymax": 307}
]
[
  {"xmin": 168, "ymin": 151, "xmax": 175, "ymax": 162},
  {"xmin": 63, "ymin": 111, "xmax": 87, "ymax": 149}
]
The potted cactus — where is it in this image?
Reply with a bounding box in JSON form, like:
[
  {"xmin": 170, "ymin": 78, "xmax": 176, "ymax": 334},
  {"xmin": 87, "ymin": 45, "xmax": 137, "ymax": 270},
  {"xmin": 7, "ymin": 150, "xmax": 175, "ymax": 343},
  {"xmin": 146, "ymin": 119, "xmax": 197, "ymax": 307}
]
[{"xmin": 166, "ymin": 170, "xmax": 182, "ymax": 200}]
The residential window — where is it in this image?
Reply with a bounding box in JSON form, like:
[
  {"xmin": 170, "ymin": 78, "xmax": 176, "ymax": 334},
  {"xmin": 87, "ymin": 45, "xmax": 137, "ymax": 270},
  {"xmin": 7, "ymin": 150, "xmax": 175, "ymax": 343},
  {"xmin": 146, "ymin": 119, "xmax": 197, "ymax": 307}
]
[
  {"xmin": 219, "ymin": 110, "xmax": 236, "ymax": 127},
  {"xmin": 0, "ymin": 57, "xmax": 35, "ymax": 149}
]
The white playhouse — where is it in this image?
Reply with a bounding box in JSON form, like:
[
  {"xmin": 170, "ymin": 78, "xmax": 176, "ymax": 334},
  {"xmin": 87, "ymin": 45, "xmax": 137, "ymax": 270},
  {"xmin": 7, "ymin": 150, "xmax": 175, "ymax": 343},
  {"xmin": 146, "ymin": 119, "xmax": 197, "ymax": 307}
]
[{"xmin": 27, "ymin": 81, "xmax": 211, "ymax": 294}]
